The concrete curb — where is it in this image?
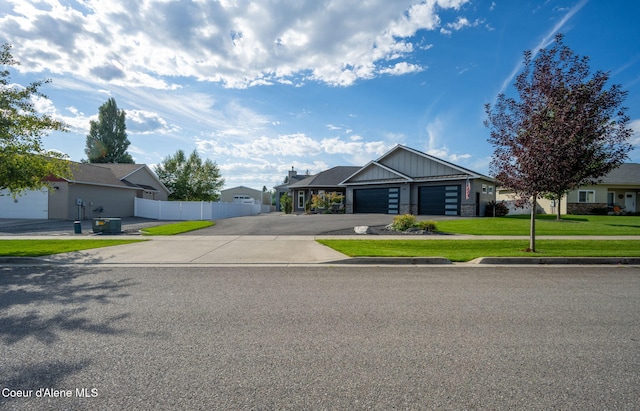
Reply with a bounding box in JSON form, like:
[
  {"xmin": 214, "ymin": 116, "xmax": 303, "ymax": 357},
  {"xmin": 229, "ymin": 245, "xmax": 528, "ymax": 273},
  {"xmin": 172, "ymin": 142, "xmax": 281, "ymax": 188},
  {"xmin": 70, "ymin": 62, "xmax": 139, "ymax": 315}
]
[
  {"xmin": 0, "ymin": 257, "xmax": 54, "ymax": 265},
  {"xmin": 470, "ymin": 257, "xmax": 640, "ymax": 265},
  {"xmin": 326, "ymin": 257, "xmax": 453, "ymax": 265},
  {"xmin": 1, "ymin": 256, "xmax": 639, "ymax": 266}
]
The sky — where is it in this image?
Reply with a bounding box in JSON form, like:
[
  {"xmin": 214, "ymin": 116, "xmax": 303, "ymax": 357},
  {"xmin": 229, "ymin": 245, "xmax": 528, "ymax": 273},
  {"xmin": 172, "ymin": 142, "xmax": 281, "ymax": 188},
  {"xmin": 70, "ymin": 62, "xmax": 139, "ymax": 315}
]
[{"xmin": 1, "ymin": 0, "xmax": 639, "ymax": 191}]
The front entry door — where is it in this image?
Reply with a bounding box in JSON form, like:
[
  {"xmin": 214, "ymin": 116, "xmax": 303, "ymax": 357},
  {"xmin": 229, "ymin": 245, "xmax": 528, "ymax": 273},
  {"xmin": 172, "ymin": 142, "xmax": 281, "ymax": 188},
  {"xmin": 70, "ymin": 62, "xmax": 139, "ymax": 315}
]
[{"xmin": 625, "ymin": 192, "xmax": 636, "ymax": 212}]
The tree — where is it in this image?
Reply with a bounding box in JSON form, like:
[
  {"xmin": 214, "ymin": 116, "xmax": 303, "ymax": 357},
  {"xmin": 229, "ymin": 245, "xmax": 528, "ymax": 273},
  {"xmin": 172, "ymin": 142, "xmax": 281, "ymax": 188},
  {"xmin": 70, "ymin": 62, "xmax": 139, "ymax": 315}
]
[
  {"xmin": 0, "ymin": 43, "xmax": 70, "ymax": 196},
  {"xmin": 85, "ymin": 98, "xmax": 133, "ymax": 163},
  {"xmin": 154, "ymin": 149, "xmax": 224, "ymax": 201},
  {"xmin": 485, "ymin": 34, "xmax": 632, "ymax": 251},
  {"xmin": 279, "ymin": 193, "xmax": 292, "ymax": 214}
]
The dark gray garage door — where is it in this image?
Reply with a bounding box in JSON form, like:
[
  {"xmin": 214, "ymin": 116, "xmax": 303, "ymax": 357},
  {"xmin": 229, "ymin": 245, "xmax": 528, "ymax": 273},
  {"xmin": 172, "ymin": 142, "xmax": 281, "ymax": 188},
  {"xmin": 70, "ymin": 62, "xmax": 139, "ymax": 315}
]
[
  {"xmin": 419, "ymin": 185, "xmax": 460, "ymax": 215},
  {"xmin": 353, "ymin": 187, "xmax": 399, "ymax": 214}
]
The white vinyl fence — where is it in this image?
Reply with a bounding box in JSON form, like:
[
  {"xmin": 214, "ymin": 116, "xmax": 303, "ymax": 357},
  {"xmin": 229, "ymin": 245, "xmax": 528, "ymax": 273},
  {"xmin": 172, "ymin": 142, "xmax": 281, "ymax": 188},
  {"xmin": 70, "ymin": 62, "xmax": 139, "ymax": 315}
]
[{"xmin": 135, "ymin": 197, "xmax": 263, "ymax": 220}]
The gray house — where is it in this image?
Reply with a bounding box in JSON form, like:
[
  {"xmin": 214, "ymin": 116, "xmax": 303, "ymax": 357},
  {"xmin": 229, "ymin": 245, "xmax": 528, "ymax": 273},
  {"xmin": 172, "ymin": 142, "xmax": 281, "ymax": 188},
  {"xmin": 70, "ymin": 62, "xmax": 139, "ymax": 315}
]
[
  {"xmin": 287, "ymin": 166, "xmax": 361, "ymax": 213},
  {"xmin": 341, "ymin": 145, "xmax": 496, "ymax": 216}
]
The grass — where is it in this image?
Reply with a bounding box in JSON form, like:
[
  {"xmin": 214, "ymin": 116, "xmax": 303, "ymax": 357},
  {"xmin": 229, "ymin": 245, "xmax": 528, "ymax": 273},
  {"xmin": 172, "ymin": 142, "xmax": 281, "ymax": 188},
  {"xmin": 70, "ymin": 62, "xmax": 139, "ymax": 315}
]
[
  {"xmin": 435, "ymin": 214, "xmax": 640, "ymax": 235},
  {"xmin": 0, "ymin": 239, "xmax": 145, "ymax": 257},
  {"xmin": 317, "ymin": 239, "xmax": 640, "ymax": 262},
  {"xmin": 140, "ymin": 220, "xmax": 214, "ymax": 235}
]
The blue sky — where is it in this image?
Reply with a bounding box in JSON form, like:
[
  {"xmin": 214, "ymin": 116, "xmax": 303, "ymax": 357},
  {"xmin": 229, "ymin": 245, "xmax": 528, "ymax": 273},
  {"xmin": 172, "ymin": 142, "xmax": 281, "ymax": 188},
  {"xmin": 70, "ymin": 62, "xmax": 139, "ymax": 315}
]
[{"xmin": 1, "ymin": 0, "xmax": 639, "ymax": 191}]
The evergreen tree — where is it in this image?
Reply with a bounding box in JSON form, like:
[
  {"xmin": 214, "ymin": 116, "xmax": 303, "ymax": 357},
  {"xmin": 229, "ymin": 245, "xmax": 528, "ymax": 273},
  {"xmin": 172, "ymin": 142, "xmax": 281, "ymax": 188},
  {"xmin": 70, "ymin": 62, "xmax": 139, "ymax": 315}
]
[{"xmin": 85, "ymin": 98, "xmax": 133, "ymax": 163}]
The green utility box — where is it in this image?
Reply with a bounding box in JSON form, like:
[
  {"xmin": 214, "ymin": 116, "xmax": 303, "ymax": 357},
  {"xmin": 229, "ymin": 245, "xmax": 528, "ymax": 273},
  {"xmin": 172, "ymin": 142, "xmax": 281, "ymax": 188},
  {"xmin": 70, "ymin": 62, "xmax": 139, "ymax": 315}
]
[{"xmin": 92, "ymin": 218, "xmax": 122, "ymax": 234}]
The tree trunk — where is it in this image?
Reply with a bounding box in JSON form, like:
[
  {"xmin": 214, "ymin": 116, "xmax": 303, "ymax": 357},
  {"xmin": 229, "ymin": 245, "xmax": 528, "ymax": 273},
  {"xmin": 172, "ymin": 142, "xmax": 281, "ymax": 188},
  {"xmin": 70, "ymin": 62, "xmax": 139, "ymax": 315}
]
[
  {"xmin": 530, "ymin": 195, "xmax": 537, "ymax": 252},
  {"xmin": 556, "ymin": 192, "xmax": 562, "ymax": 221}
]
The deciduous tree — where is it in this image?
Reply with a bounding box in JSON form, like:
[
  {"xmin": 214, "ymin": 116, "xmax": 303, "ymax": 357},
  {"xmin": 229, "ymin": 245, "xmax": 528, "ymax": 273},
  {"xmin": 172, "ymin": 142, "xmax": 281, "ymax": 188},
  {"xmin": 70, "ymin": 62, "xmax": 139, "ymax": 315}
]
[
  {"xmin": 485, "ymin": 34, "xmax": 632, "ymax": 251},
  {"xmin": 154, "ymin": 149, "xmax": 224, "ymax": 201},
  {"xmin": 85, "ymin": 98, "xmax": 133, "ymax": 163},
  {"xmin": 0, "ymin": 43, "xmax": 70, "ymax": 195}
]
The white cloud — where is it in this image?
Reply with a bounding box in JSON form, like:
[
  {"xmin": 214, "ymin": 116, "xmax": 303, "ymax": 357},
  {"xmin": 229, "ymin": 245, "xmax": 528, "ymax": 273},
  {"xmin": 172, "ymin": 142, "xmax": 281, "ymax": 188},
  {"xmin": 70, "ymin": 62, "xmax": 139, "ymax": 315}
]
[
  {"xmin": 196, "ymin": 133, "xmax": 392, "ymax": 163},
  {"xmin": 379, "ymin": 62, "xmax": 425, "ymax": 76},
  {"xmin": 1, "ymin": 0, "xmax": 471, "ymax": 88},
  {"xmin": 126, "ymin": 110, "xmax": 180, "ymax": 135},
  {"xmin": 425, "ymin": 117, "xmax": 472, "ymax": 164}
]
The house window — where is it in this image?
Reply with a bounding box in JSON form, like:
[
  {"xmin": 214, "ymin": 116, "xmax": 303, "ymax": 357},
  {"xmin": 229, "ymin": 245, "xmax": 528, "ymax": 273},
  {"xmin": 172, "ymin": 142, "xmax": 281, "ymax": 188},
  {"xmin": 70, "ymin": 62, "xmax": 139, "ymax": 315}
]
[
  {"xmin": 578, "ymin": 190, "xmax": 595, "ymax": 203},
  {"xmin": 297, "ymin": 191, "xmax": 305, "ymax": 209},
  {"xmin": 482, "ymin": 184, "xmax": 487, "ymax": 194},
  {"xmin": 488, "ymin": 186, "xmax": 494, "ymax": 195}
]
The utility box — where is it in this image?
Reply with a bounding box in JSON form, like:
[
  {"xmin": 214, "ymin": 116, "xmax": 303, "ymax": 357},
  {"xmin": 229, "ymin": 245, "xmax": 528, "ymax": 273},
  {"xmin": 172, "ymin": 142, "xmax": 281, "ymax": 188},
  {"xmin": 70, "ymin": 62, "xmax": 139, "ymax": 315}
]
[{"xmin": 92, "ymin": 218, "xmax": 122, "ymax": 234}]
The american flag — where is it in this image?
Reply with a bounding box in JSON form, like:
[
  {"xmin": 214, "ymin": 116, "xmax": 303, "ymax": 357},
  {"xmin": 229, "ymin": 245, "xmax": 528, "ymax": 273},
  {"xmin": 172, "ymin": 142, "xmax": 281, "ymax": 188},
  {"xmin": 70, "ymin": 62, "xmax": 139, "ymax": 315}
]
[{"xmin": 465, "ymin": 176, "xmax": 471, "ymax": 200}]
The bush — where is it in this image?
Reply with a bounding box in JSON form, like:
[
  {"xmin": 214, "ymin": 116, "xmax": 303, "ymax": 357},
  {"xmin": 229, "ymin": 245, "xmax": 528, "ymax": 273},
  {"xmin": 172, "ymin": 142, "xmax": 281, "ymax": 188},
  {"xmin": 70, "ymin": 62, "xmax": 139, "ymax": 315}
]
[
  {"xmin": 390, "ymin": 215, "xmax": 438, "ymax": 232},
  {"xmin": 414, "ymin": 220, "xmax": 438, "ymax": 231},
  {"xmin": 485, "ymin": 200, "xmax": 509, "ymax": 217},
  {"xmin": 391, "ymin": 214, "xmax": 417, "ymax": 231},
  {"xmin": 280, "ymin": 193, "xmax": 292, "ymax": 214}
]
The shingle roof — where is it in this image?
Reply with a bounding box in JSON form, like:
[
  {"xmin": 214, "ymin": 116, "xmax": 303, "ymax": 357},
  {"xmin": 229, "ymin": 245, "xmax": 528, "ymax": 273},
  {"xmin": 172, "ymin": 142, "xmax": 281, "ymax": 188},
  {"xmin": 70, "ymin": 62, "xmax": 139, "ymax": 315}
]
[
  {"xmin": 62, "ymin": 162, "xmax": 163, "ymax": 192},
  {"xmin": 288, "ymin": 166, "xmax": 361, "ymax": 188},
  {"xmin": 599, "ymin": 163, "xmax": 640, "ymax": 185},
  {"xmin": 67, "ymin": 163, "xmax": 131, "ymax": 188}
]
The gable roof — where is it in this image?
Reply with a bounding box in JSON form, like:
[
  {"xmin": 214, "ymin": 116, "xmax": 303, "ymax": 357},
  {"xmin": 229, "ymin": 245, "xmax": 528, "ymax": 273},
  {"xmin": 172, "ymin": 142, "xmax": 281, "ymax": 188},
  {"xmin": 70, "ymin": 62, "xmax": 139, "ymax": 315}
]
[
  {"xmin": 599, "ymin": 163, "xmax": 640, "ymax": 185},
  {"xmin": 52, "ymin": 162, "xmax": 168, "ymax": 193},
  {"xmin": 341, "ymin": 144, "xmax": 494, "ymax": 185},
  {"xmin": 288, "ymin": 166, "xmax": 361, "ymax": 189}
]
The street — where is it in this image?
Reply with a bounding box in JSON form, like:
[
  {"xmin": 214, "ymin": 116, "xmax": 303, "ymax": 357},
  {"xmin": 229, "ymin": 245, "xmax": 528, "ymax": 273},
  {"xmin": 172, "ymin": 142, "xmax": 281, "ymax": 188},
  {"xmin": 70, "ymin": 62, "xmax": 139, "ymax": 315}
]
[{"xmin": 1, "ymin": 265, "xmax": 639, "ymax": 410}]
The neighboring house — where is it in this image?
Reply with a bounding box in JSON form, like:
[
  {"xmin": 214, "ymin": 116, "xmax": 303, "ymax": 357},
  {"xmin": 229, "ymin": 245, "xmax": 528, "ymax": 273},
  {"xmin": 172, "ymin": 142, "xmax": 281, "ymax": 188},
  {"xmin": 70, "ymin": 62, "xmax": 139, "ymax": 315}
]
[
  {"xmin": 220, "ymin": 186, "xmax": 271, "ymax": 205},
  {"xmin": 341, "ymin": 145, "xmax": 496, "ymax": 216},
  {"xmin": 567, "ymin": 163, "xmax": 639, "ymax": 214},
  {"xmin": 496, "ymin": 189, "xmax": 562, "ymax": 215},
  {"xmin": 0, "ymin": 161, "xmax": 169, "ymax": 220},
  {"xmin": 287, "ymin": 166, "xmax": 361, "ymax": 213},
  {"xmin": 496, "ymin": 163, "xmax": 640, "ymax": 215}
]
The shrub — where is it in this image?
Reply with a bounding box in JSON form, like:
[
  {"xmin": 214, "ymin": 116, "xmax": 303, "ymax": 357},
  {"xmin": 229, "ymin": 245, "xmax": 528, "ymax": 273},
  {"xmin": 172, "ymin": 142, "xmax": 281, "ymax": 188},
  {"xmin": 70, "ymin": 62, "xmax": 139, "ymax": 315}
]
[
  {"xmin": 280, "ymin": 193, "xmax": 292, "ymax": 214},
  {"xmin": 390, "ymin": 215, "xmax": 438, "ymax": 232},
  {"xmin": 391, "ymin": 214, "xmax": 417, "ymax": 231},
  {"xmin": 414, "ymin": 220, "xmax": 438, "ymax": 231},
  {"xmin": 485, "ymin": 200, "xmax": 510, "ymax": 217},
  {"xmin": 590, "ymin": 207, "xmax": 609, "ymax": 215}
]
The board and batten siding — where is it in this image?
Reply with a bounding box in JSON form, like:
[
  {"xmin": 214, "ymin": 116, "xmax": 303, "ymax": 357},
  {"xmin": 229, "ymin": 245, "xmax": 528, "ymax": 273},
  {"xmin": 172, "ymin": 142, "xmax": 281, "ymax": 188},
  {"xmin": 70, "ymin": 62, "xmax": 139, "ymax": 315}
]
[{"xmin": 381, "ymin": 149, "xmax": 459, "ymax": 177}]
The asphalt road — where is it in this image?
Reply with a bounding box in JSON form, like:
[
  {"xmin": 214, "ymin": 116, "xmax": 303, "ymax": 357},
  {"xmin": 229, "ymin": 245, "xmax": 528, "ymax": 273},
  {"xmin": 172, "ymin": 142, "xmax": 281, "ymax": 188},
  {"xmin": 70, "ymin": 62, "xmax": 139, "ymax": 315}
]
[{"xmin": 1, "ymin": 265, "xmax": 639, "ymax": 410}]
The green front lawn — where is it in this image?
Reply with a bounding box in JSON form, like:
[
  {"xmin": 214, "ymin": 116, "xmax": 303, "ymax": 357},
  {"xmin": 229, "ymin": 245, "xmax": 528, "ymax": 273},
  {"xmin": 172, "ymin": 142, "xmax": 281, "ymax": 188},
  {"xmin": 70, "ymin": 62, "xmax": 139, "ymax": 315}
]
[
  {"xmin": 141, "ymin": 221, "xmax": 214, "ymax": 235},
  {"xmin": 435, "ymin": 215, "xmax": 640, "ymax": 235},
  {"xmin": 0, "ymin": 239, "xmax": 145, "ymax": 257},
  {"xmin": 317, "ymin": 239, "xmax": 640, "ymax": 262}
]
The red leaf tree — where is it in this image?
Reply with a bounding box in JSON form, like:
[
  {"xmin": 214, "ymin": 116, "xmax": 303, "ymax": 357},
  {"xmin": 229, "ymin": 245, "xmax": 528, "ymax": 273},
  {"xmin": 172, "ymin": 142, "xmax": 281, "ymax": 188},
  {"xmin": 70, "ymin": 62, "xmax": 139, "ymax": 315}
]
[{"xmin": 485, "ymin": 34, "xmax": 633, "ymax": 251}]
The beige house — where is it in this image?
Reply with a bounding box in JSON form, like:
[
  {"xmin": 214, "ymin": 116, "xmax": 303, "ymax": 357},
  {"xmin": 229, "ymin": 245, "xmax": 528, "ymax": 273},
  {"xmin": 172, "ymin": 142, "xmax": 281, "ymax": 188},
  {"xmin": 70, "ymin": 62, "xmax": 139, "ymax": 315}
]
[
  {"xmin": 220, "ymin": 186, "xmax": 271, "ymax": 205},
  {"xmin": 497, "ymin": 163, "xmax": 640, "ymax": 215},
  {"xmin": 44, "ymin": 162, "xmax": 169, "ymax": 220}
]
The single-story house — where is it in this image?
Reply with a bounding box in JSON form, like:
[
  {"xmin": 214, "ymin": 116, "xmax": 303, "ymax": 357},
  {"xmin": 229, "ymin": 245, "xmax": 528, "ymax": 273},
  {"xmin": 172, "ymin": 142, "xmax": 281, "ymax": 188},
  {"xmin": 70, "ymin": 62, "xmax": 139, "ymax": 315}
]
[
  {"xmin": 0, "ymin": 161, "xmax": 169, "ymax": 220},
  {"xmin": 287, "ymin": 166, "xmax": 361, "ymax": 213},
  {"xmin": 567, "ymin": 163, "xmax": 639, "ymax": 214},
  {"xmin": 220, "ymin": 186, "xmax": 271, "ymax": 205},
  {"xmin": 341, "ymin": 145, "xmax": 496, "ymax": 216},
  {"xmin": 496, "ymin": 163, "xmax": 640, "ymax": 215}
]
